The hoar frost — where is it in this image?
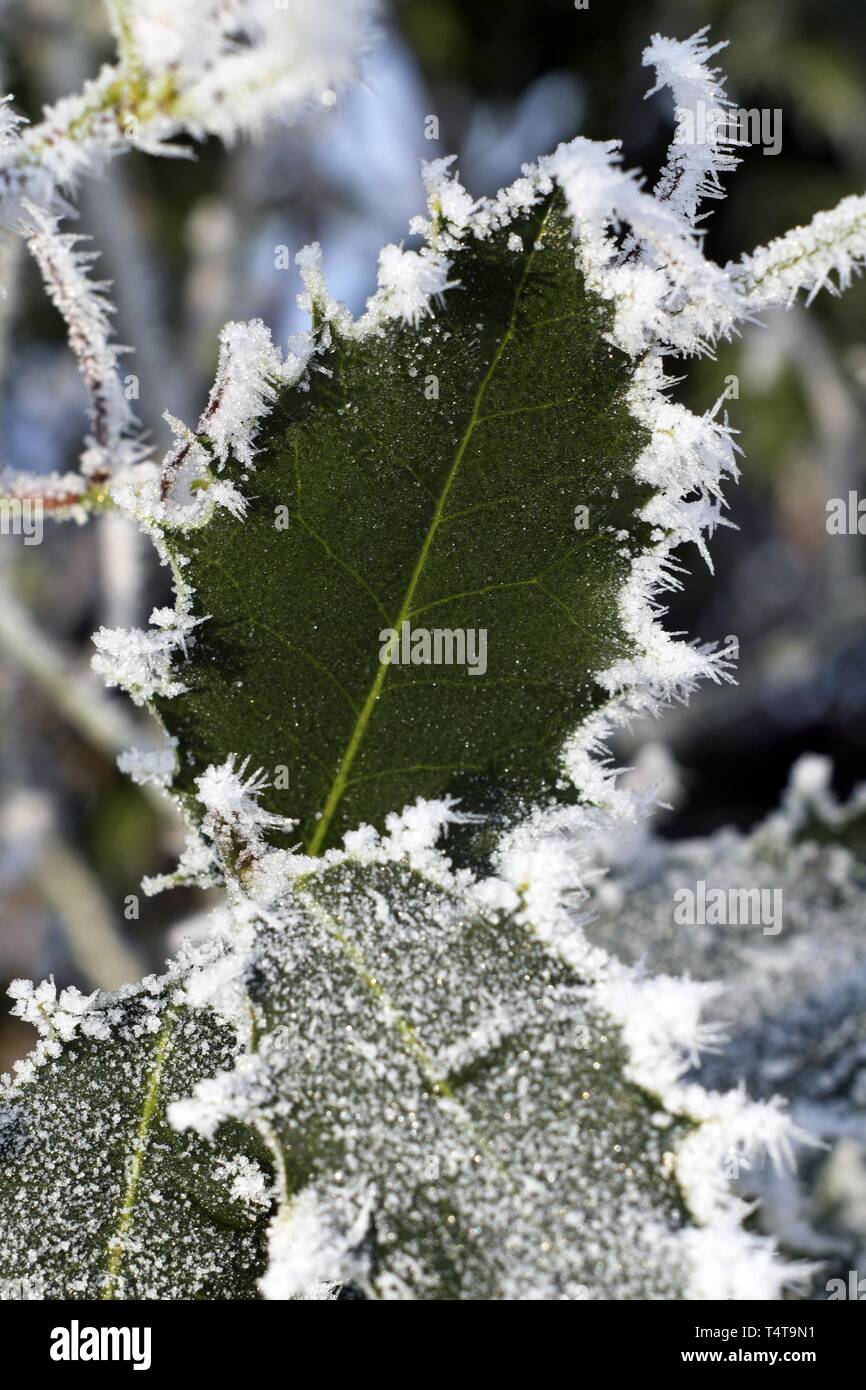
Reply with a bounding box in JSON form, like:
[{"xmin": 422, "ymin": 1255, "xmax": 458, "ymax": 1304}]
[
  {"xmin": 157, "ymin": 775, "xmax": 800, "ymax": 1300},
  {"xmin": 92, "ymin": 609, "xmax": 204, "ymax": 706},
  {"xmin": 4, "ymin": 24, "xmax": 866, "ymax": 1303}
]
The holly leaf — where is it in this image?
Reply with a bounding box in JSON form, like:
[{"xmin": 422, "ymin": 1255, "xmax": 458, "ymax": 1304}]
[
  {"xmin": 153, "ymin": 186, "xmax": 652, "ymax": 855},
  {"xmin": 0, "ymin": 964, "xmax": 272, "ymax": 1300},
  {"xmin": 582, "ymin": 757, "xmax": 866, "ymax": 1294},
  {"xmin": 168, "ymin": 819, "xmax": 781, "ymax": 1302}
]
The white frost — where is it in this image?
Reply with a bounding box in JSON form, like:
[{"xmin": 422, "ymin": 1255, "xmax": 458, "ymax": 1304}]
[
  {"xmin": 92, "ymin": 608, "xmax": 203, "ymax": 706},
  {"xmin": 642, "ymin": 28, "xmax": 741, "ymax": 227},
  {"xmin": 734, "ymin": 193, "xmax": 866, "ymax": 309},
  {"xmin": 259, "ymin": 1187, "xmax": 373, "ymax": 1300}
]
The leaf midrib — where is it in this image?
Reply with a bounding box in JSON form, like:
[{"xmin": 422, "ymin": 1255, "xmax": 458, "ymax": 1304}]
[
  {"xmin": 102, "ymin": 1006, "xmax": 176, "ymax": 1299},
  {"xmin": 305, "ymin": 201, "xmax": 554, "ymax": 855},
  {"xmin": 293, "ymin": 883, "xmax": 516, "ymax": 1193}
]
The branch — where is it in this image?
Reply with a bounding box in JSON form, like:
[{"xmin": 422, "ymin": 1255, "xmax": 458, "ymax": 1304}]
[
  {"xmin": 0, "ymin": 468, "xmax": 113, "ymax": 521},
  {"xmin": 0, "ymin": 0, "xmax": 378, "ymax": 205},
  {"xmin": 22, "ymin": 201, "xmax": 143, "ymax": 481},
  {"xmin": 733, "ymin": 193, "xmax": 866, "ymax": 309}
]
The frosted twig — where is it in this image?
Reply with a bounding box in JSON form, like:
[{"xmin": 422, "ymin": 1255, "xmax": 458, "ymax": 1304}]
[
  {"xmin": 642, "ymin": 28, "xmax": 741, "ymax": 227},
  {"xmin": 0, "ymin": 0, "xmax": 378, "ymax": 208},
  {"xmin": 733, "ymin": 193, "xmax": 866, "ymax": 309},
  {"xmin": 0, "ymin": 467, "xmax": 95, "ymax": 519},
  {"xmin": 0, "ymin": 0, "xmax": 378, "ymax": 516},
  {"xmin": 102, "ymin": 0, "xmax": 143, "ymax": 76},
  {"xmin": 22, "ymin": 201, "xmax": 143, "ymax": 480}
]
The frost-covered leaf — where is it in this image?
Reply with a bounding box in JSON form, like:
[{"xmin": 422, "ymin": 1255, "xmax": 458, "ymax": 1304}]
[
  {"xmin": 149, "ymin": 183, "xmax": 656, "ymax": 857},
  {"xmin": 582, "ymin": 756, "xmax": 866, "ymax": 1290},
  {"xmin": 165, "ymin": 794, "xmax": 795, "ymax": 1302},
  {"xmin": 227, "ymin": 868, "xmax": 688, "ymax": 1299},
  {"xmin": 100, "ymin": 30, "xmax": 866, "ymax": 858},
  {"xmin": 0, "ymin": 950, "xmax": 272, "ymax": 1300},
  {"xmin": 583, "ymin": 757, "xmax": 866, "ymax": 1095}
]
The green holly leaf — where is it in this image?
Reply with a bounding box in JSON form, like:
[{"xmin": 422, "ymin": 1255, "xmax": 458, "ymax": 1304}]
[
  {"xmin": 152, "ymin": 186, "xmax": 652, "ymax": 856},
  {"xmin": 174, "ymin": 852, "xmax": 696, "ymax": 1300},
  {"xmin": 0, "ymin": 965, "xmax": 272, "ymax": 1300}
]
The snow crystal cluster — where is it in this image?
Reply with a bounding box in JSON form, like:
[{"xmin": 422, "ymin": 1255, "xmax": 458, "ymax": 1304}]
[
  {"xmin": 4, "ymin": 971, "xmax": 167, "ymax": 1088},
  {"xmin": 116, "ymin": 737, "xmax": 178, "ymax": 790},
  {"xmin": 92, "ymin": 608, "xmax": 203, "ymax": 706},
  {"xmin": 195, "ymin": 756, "xmax": 297, "ymax": 856},
  {"xmin": 642, "ymin": 28, "xmax": 742, "ymax": 227}
]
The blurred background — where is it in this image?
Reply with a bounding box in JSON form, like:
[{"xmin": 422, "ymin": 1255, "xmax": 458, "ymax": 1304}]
[{"xmin": 1, "ymin": 0, "xmax": 865, "ymax": 1069}]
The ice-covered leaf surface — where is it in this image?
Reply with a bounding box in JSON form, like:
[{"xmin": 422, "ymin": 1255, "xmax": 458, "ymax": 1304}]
[
  {"xmin": 0, "ymin": 950, "xmax": 272, "ymax": 1299},
  {"xmin": 583, "ymin": 757, "xmax": 866, "ymax": 1091},
  {"xmin": 223, "ymin": 864, "xmax": 687, "ymax": 1298},
  {"xmin": 151, "ymin": 188, "xmax": 653, "ymax": 856},
  {"xmin": 161, "ymin": 787, "xmax": 796, "ymax": 1302}
]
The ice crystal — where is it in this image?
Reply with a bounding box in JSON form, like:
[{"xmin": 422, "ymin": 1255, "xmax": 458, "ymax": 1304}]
[
  {"xmin": 117, "ymin": 738, "xmax": 178, "ymax": 790},
  {"xmin": 642, "ymin": 29, "xmax": 741, "ymax": 226},
  {"xmin": 370, "ymin": 243, "xmax": 456, "ymax": 327},
  {"xmin": 195, "ymin": 756, "xmax": 297, "ymax": 856},
  {"xmin": 92, "ymin": 608, "xmax": 204, "ymax": 706},
  {"xmin": 202, "ymin": 319, "xmax": 298, "ymax": 469}
]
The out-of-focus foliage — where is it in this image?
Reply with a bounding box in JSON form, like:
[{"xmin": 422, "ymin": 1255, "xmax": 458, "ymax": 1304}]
[{"xmin": 585, "ymin": 756, "xmax": 866, "ymax": 1294}]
